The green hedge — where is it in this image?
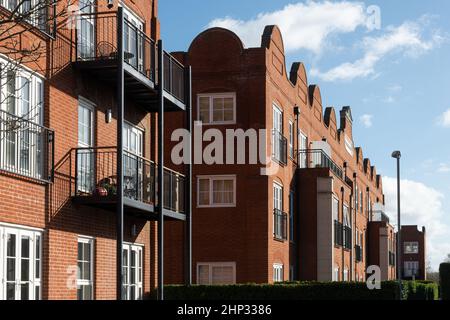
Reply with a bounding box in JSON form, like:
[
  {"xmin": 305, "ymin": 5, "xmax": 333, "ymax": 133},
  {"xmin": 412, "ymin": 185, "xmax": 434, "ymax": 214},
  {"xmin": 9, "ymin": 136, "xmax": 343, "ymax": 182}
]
[
  {"xmin": 403, "ymin": 281, "xmax": 439, "ymax": 300},
  {"xmin": 154, "ymin": 281, "xmax": 401, "ymax": 300},
  {"xmin": 440, "ymin": 263, "xmax": 450, "ymax": 300}
]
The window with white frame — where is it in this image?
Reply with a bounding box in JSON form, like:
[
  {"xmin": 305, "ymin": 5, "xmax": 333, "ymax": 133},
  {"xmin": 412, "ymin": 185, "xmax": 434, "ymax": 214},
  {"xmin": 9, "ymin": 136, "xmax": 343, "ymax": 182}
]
[
  {"xmin": 0, "ymin": 225, "xmax": 42, "ymax": 300},
  {"xmin": 197, "ymin": 262, "xmax": 236, "ymax": 285},
  {"xmin": 404, "ymin": 261, "xmax": 419, "ymax": 277},
  {"xmin": 0, "ymin": 0, "xmax": 48, "ymax": 28},
  {"xmin": 0, "ymin": 62, "xmax": 44, "ymax": 179},
  {"xmin": 404, "ymin": 241, "xmax": 419, "ymax": 254},
  {"xmin": 343, "ymin": 268, "xmax": 349, "ymax": 281},
  {"xmin": 198, "ymin": 93, "xmax": 236, "ymax": 125},
  {"xmin": 332, "ymin": 197, "xmax": 339, "ymax": 221},
  {"xmin": 77, "ymin": 237, "xmax": 94, "ymax": 300},
  {"xmin": 288, "ymin": 121, "xmax": 294, "ymax": 159},
  {"xmin": 360, "ymin": 190, "xmax": 363, "ymax": 212},
  {"xmin": 197, "ymin": 175, "xmax": 236, "ymax": 207},
  {"xmin": 77, "ymin": 98, "xmax": 95, "ymax": 193},
  {"xmin": 273, "ymin": 263, "xmax": 284, "ymax": 282},
  {"xmin": 333, "ymin": 266, "xmax": 340, "ymax": 282},
  {"xmin": 122, "ymin": 243, "xmax": 143, "ymax": 300}
]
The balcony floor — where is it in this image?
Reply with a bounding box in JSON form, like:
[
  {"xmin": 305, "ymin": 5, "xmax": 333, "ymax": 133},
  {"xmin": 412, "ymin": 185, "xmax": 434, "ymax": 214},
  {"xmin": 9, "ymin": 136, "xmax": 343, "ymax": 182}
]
[
  {"xmin": 72, "ymin": 195, "xmax": 185, "ymax": 221},
  {"xmin": 72, "ymin": 59, "xmax": 186, "ymax": 112}
]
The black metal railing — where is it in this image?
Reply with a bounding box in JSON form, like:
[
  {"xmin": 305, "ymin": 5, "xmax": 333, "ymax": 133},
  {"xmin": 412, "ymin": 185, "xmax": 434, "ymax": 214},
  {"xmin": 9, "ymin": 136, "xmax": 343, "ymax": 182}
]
[
  {"xmin": 163, "ymin": 52, "xmax": 185, "ymax": 103},
  {"xmin": 274, "ymin": 209, "xmax": 288, "ymax": 240},
  {"xmin": 298, "ymin": 149, "xmax": 343, "ymax": 179},
  {"xmin": 272, "ymin": 130, "xmax": 287, "ymax": 166},
  {"xmin": 334, "ymin": 220, "xmax": 343, "ymax": 246},
  {"xmin": 343, "ymin": 226, "xmax": 352, "ymax": 250},
  {"xmin": 0, "ymin": 110, "xmax": 54, "ymax": 182},
  {"xmin": 355, "ymin": 245, "xmax": 363, "ymax": 262},
  {"xmin": 389, "ymin": 251, "xmax": 396, "ymax": 266},
  {"xmin": 72, "ymin": 11, "xmax": 186, "ymax": 104},
  {"xmin": 74, "ymin": 147, "xmax": 185, "ymax": 213}
]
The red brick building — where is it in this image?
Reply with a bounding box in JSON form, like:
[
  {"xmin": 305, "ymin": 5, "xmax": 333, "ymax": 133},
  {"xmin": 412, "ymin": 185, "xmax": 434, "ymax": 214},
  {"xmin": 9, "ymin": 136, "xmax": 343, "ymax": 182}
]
[
  {"xmin": 165, "ymin": 26, "xmax": 397, "ymax": 284},
  {"xmin": 0, "ymin": 0, "xmax": 191, "ymax": 300},
  {"xmin": 400, "ymin": 225, "xmax": 426, "ymax": 280}
]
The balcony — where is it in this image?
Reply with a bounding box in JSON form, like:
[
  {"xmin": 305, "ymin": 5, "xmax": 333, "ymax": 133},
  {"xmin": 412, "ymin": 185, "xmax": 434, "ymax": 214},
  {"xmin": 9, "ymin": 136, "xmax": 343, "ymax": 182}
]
[
  {"xmin": 298, "ymin": 149, "xmax": 343, "ymax": 179},
  {"xmin": 273, "ymin": 209, "xmax": 288, "ymax": 241},
  {"xmin": 271, "ymin": 130, "xmax": 287, "ymax": 166},
  {"xmin": 71, "ymin": 11, "xmax": 187, "ymax": 112},
  {"xmin": 0, "ymin": 110, "xmax": 54, "ymax": 183},
  {"xmin": 355, "ymin": 245, "xmax": 363, "ymax": 262},
  {"xmin": 72, "ymin": 147, "xmax": 185, "ymax": 220},
  {"xmin": 334, "ymin": 220, "xmax": 343, "ymax": 247}
]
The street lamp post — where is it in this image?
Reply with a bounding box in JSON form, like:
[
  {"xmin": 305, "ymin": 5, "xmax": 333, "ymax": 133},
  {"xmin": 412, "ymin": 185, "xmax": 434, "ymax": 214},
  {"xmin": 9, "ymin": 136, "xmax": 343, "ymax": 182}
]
[{"xmin": 391, "ymin": 151, "xmax": 402, "ymax": 295}]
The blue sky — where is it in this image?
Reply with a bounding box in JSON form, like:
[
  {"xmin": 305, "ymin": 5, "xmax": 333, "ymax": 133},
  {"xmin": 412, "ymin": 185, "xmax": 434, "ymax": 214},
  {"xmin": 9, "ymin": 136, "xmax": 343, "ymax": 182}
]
[{"xmin": 159, "ymin": 0, "xmax": 450, "ymax": 270}]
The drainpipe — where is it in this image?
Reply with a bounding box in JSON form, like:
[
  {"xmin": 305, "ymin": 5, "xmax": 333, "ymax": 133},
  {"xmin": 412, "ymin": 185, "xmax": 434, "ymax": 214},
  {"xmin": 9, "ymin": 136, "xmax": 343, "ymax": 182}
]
[
  {"xmin": 352, "ymin": 173, "xmax": 357, "ymax": 282},
  {"xmin": 294, "ymin": 106, "xmax": 300, "ymax": 279},
  {"xmin": 340, "ymin": 186, "xmax": 345, "ymax": 281}
]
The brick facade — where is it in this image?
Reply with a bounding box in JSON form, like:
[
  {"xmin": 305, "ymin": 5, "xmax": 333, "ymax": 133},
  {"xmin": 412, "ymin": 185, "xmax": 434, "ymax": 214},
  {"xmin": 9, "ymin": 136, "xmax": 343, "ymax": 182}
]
[{"xmin": 165, "ymin": 25, "xmax": 397, "ymax": 284}]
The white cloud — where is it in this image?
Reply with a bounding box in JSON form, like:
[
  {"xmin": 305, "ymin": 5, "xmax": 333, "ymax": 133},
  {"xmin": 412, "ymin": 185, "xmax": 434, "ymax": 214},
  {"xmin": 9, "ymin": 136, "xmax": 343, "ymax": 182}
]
[
  {"xmin": 359, "ymin": 114, "xmax": 373, "ymax": 128},
  {"xmin": 207, "ymin": 1, "xmax": 369, "ymax": 54},
  {"xmin": 312, "ymin": 20, "xmax": 445, "ymax": 81},
  {"xmin": 383, "ymin": 96, "xmax": 395, "ymax": 104},
  {"xmin": 388, "ymin": 84, "xmax": 403, "ymax": 92},
  {"xmin": 438, "ymin": 109, "xmax": 450, "ymax": 127},
  {"xmin": 383, "ymin": 176, "xmax": 450, "ymax": 270},
  {"xmin": 438, "ymin": 163, "xmax": 450, "ymax": 173}
]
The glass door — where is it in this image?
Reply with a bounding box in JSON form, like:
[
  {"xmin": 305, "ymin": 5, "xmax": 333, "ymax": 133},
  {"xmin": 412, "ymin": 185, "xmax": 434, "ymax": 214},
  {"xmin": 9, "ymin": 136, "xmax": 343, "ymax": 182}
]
[
  {"xmin": 77, "ymin": 99, "xmax": 94, "ymax": 193},
  {"xmin": 78, "ymin": 0, "xmax": 95, "ymax": 59},
  {"xmin": 123, "ymin": 9, "xmax": 144, "ymax": 71},
  {"xmin": 122, "ymin": 244, "xmax": 143, "ymax": 300},
  {"xmin": 123, "ymin": 123, "xmax": 144, "ymax": 201},
  {"xmin": 272, "ymin": 105, "xmax": 283, "ymax": 160},
  {"xmin": 2, "ymin": 228, "xmax": 39, "ymax": 300}
]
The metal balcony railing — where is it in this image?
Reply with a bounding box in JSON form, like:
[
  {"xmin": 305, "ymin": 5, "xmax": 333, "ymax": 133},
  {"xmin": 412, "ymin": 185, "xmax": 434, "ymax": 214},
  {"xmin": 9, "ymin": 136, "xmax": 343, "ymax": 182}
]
[
  {"xmin": 273, "ymin": 209, "xmax": 288, "ymax": 241},
  {"xmin": 163, "ymin": 52, "xmax": 185, "ymax": 103},
  {"xmin": 298, "ymin": 149, "xmax": 343, "ymax": 179},
  {"xmin": 0, "ymin": 110, "xmax": 54, "ymax": 182},
  {"xmin": 74, "ymin": 147, "xmax": 185, "ymax": 213},
  {"xmin": 72, "ymin": 11, "xmax": 186, "ymax": 104},
  {"xmin": 334, "ymin": 220, "xmax": 343, "ymax": 247},
  {"xmin": 272, "ymin": 130, "xmax": 287, "ymax": 166}
]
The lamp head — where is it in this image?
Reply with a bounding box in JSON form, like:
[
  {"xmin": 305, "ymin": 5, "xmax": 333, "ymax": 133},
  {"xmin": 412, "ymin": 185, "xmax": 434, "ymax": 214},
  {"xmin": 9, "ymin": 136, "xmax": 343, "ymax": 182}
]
[
  {"xmin": 107, "ymin": 0, "xmax": 114, "ymax": 9},
  {"xmin": 391, "ymin": 151, "xmax": 401, "ymax": 159}
]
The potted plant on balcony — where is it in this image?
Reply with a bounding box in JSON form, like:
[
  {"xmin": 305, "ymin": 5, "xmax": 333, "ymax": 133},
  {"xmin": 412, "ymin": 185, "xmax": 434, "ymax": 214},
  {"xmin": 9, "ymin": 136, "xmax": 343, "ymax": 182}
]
[{"xmin": 95, "ymin": 178, "xmax": 117, "ymax": 197}]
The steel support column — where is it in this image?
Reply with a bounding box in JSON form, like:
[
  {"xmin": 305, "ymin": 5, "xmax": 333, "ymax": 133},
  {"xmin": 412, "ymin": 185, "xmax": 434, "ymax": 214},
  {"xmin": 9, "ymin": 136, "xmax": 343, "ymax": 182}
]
[
  {"xmin": 157, "ymin": 40, "xmax": 165, "ymax": 301},
  {"xmin": 184, "ymin": 66, "xmax": 193, "ymax": 285},
  {"xmin": 116, "ymin": 7, "xmax": 125, "ymax": 300}
]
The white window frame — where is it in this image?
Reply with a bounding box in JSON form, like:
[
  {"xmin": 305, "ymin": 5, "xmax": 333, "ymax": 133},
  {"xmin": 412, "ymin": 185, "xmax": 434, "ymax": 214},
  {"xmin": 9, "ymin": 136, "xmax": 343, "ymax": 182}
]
[
  {"xmin": 197, "ymin": 175, "xmax": 236, "ymax": 208},
  {"xmin": 77, "ymin": 236, "xmax": 94, "ymax": 300},
  {"xmin": 333, "ymin": 266, "xmax": 340, "ymax": 282},
  {"xmin": 197, "ymin": 93, "xmax": 236, "ymax": 125},
  {"xmin": 0, "ymin": 223, "xmax": 43, "ymax": 300},
  {"xmin": 273, "ymin": 263, "xmax": 284, "ymax": 283},
  {"xmin": 332, "ymin": 196, "xmax": 339, "ymax": 221},
  {"xmin": 196, "ymin": 262, "xmax": 236, "ymax": 285},
  {"xmin": 404, "ymin": 241, "xmax": 419, "ymax": 254},
  {"xmin": 122, "ymin": 242, "xmax": 144, "ymax": 300},
  {"xmin": 343, "ymin": 268, "xmax": 349, "ymax": 282},
  {"xmin": 288, "ymin": 120, "xmax": 294, "ymax": 159},
  {"xmin": 0, "ymin": 61, "xmax": 44, "ymax": 178},
  {"xmin": 299, "ymin": 131, "xmax": 308, "ymax": 168},
  {"xmin": 121, "ymin": 4, "xmax": 145, "ymax": 72},
  {"xmin": 77, "ymin": 97, "xmax": 95, "ymax": 193}
]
